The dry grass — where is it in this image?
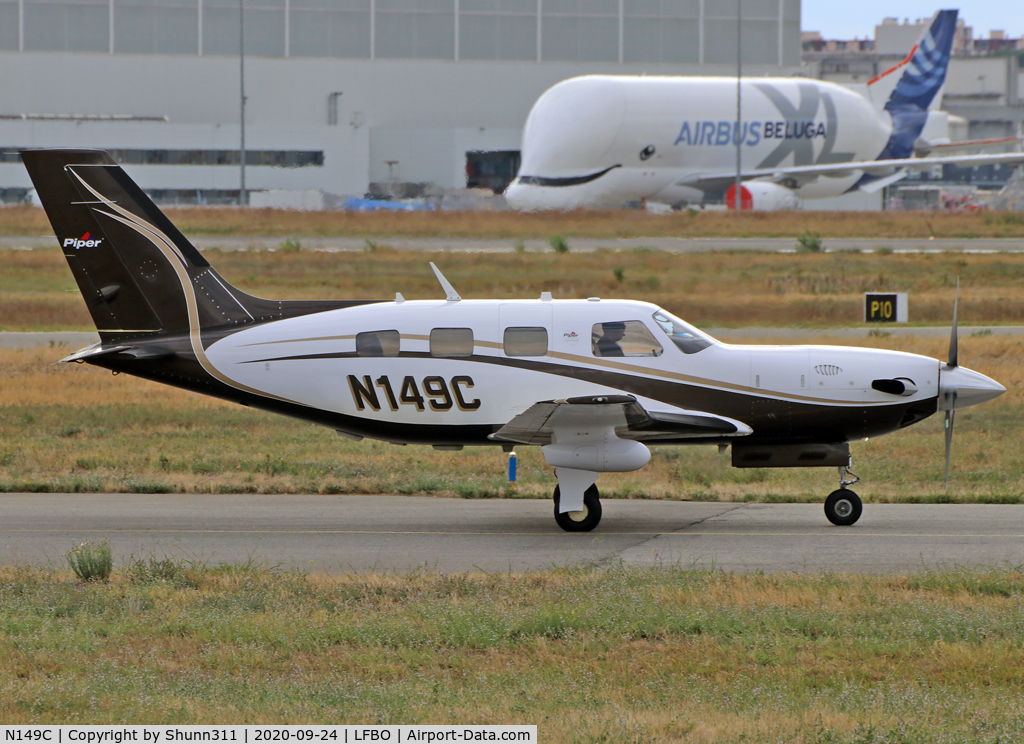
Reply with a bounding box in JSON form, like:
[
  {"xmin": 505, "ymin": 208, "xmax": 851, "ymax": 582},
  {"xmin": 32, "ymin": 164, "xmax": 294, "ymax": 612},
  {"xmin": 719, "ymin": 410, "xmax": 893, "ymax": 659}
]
[
  {"xmin": 4, "ymin": 203, "xmax": 1024, "ymax": 239},
  {"xmin": 1, "ymin": 333, "xmax": 1020, "ymax": 501},
  {"xmin": 5, "ymin": 247, "xmax": 1024, "ymax": 331},
  {"xmin": 2, "ymin": 563, "xmax": 1024, "ymax": 737}
]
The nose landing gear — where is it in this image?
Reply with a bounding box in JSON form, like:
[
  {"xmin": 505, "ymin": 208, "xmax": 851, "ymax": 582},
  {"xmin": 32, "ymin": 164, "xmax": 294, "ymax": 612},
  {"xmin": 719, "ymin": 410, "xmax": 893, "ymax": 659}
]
[{"xmin": 824, "ymin": 463, "xmax": 862, "ymax": 526}]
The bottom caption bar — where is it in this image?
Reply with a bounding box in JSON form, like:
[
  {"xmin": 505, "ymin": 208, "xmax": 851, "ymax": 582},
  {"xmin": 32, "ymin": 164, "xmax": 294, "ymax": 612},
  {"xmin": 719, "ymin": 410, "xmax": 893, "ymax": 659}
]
[{"xmin": 0, "ymin": 728, "xmax": 536, "ymax": 744}]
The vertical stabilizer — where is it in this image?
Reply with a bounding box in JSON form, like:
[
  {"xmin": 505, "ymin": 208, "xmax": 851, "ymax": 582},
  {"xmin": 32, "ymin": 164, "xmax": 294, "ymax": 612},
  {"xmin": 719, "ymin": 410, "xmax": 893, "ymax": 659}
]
[
  {"xmin": 885, "ymin": 9, "xmax": 956, "ymax": 111},
  {"xmin": 22, "ymin": 149, "xmax": 365, "ymax": 346},
  {"xmin": 871, "ymin": 10, "xmax": 958, "ymax": 160}
]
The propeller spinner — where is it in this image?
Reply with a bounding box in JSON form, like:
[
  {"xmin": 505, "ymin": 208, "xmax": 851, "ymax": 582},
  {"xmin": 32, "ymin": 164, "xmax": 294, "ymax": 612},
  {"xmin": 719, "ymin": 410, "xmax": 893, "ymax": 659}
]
[{"xmin": 938, "ymin": 281, "xmax": 1005, "ymax": 489}]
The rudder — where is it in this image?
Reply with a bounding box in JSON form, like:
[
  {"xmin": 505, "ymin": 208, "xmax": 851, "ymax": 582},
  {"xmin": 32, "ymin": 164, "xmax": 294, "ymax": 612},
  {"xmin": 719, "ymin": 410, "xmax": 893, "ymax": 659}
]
[
  {"xmin": 886, "ymin": 9, "xmax": 957, "ymax": 112},
  {"xmin": 873, "ymin": 10, "xmax": 958, "ymax": 161}
]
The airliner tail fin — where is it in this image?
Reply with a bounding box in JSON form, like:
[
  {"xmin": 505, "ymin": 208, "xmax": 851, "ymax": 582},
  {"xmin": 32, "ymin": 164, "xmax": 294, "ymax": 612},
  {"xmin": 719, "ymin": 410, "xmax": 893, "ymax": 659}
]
[
  {"xmin": 886, "ymin": 9, "xmax": 957, "ymax": 112},
  {"xmin": 867, "ymin": 10, "xmax": 957, "ymax": 111},
  {"xmin": 870, "ymin": 10, "xmax": 958, "ymax": 161}
]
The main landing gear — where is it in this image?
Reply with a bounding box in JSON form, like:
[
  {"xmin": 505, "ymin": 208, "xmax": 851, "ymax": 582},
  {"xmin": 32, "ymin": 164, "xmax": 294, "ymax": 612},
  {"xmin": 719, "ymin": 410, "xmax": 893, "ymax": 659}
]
[
  {"xmin": 553, "ymin": 484, "xmax": 602, "ymax": 532},
  {"xmin": 824, "ymin": 463, "xmax": 863, "ymax": 526}
]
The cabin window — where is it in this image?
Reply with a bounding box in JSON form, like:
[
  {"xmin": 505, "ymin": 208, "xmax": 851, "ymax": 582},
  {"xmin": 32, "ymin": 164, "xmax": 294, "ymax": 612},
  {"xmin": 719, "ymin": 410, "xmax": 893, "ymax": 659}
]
[
  {"xmin": 503, "ymin": 326, "xmax": 548, "ymax": 357},
  {"xmin": 591, "ymin": 321, "xmax": 663, "ymax": 358},
  {"xmin": 430, "ymin": 327, "xmax": 474, "ymax": 357},
  {"xmin": 356, "ymin": 330, "xmax": 400, "ymax": 357},
  {"xmin": 652, "ymin": 310, "xmax": 714, "ymax": 354}
]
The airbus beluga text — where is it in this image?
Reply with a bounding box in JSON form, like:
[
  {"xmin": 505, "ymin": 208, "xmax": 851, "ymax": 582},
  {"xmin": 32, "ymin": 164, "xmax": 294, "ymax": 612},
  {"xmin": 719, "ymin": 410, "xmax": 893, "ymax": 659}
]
[
  {"xmin": 505, "ymin": 9, "xmax": 1024, "ymax": 211},
  {"xmin": 23, "ymin": 149, "xmax": 1005, "ymax": 531}
]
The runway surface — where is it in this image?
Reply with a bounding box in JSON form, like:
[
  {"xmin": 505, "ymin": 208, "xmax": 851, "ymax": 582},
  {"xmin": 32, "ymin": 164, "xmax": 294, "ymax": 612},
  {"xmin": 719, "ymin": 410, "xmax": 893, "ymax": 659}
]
[{"xmin": 3, "ymin": 493, "xmax": 1022, "ymax": 574}]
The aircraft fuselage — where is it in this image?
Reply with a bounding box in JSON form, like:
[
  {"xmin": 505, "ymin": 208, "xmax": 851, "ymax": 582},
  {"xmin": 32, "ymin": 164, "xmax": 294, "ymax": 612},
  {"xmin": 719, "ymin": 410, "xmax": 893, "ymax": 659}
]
[
  {"xmin": 87, "ymin": 298, "xmax": 971, "ymax": 447},
  {"xmin": 505, "ymin": 76, "xmax": 892, "ymax": 210}
]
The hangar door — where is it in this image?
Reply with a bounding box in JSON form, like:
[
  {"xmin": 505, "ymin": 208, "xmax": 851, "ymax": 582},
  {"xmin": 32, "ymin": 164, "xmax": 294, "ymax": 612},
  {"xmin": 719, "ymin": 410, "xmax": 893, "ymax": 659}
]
[{"xmin": 466, "ymin": 151, "xmax": 521, "ymax": 194}]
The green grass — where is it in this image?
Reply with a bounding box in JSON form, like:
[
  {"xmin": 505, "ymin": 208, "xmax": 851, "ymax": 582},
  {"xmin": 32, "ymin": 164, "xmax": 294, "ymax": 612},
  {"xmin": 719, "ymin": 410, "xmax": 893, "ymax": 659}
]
[
  {"xmin": 2, "ymin": 562, "xmax": 1024, "ymax": 739},
  {"xmin": 65, "ymin": 539, "xmax": 113, "ymax": 582},
  {"xmin": 1, "ymin": 399, "xmax": 1023, "ymax": 502}
]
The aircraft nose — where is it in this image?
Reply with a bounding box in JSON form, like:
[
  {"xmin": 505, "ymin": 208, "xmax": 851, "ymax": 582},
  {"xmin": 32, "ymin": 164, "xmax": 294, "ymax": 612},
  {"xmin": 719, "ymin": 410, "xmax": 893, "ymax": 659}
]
[
  {"xmin": 939, "ymin": 365, "xmax": 1006, "ymax": 410},
  {"xmin": 504, "ymin": 179, "xmax": 575, "ymax": 211},
  {"xmin": 504, "ymin": 180, "xmax": 527, "ymax": 209}
]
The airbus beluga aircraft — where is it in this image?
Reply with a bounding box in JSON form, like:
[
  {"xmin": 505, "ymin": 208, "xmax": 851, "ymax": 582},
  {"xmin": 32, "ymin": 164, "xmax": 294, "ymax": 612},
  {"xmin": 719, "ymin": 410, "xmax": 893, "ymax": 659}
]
[
  {"xmin": 23, "ymin": 149, "xmax": 1005, "ymax": 531},
  {"xmin": 505, "ymin": 9, "xmax": 1024, "ymax": 211}
]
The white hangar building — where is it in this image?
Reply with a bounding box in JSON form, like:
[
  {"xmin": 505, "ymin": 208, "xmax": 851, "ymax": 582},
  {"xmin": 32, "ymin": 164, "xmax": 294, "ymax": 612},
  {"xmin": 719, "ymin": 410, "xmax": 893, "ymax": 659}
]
[{"xmin": 0, "ymin": 0, "xmax": 802, "ymax": 204}]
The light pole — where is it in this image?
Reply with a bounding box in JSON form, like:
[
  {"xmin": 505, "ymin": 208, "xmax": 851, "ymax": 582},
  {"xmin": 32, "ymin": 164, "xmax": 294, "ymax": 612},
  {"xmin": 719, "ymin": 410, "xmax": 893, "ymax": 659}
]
[
  {"xmin": 239, "ymin": 0, "xmax": 247, "ymax": 206},
  {"xmin": 734, "ymin": 0, "xmax": 742, "ymax": 210}
]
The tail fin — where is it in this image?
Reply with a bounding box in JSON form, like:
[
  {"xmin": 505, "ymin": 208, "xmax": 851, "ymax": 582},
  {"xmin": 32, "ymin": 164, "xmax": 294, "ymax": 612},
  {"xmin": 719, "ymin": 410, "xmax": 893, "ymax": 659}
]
[
  {"xmin": 886, "ymin": 9, "xmax": 957, "ymax": 111},
  {"xmin": 872, "ymin": 10, "xmax": 958, "ymax": 160},
  {"xmin": 21, "ymin": 149, "xmax": 355, "ymax": 345}
]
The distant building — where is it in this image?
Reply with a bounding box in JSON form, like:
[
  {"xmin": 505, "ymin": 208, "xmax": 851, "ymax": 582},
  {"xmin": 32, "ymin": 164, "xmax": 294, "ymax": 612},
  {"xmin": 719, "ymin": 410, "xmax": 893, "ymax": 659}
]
[
  {"xmin": 801, "ymin": 31, "xmax": 873, "ymax": 54},
  {"xmin": 0, "ymin": 0, "xmax": 803, "ymax": 205},
  {"xmin": 875, "ymin": 17, "xmax": 974, "ymax": 57}
]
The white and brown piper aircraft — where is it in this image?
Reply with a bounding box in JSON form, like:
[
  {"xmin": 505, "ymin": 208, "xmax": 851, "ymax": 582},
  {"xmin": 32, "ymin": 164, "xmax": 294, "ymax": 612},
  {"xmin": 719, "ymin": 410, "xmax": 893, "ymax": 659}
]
[{"xmin": 23, "ymin": 149, "xmax": 1006, "ymax": 531}]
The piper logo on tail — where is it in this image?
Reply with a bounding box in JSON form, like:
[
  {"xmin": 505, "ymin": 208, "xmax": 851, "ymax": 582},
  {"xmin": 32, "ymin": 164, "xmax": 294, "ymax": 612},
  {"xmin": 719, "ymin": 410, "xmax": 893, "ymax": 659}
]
[{"xmin": 64, "ymin": 232, "xmax": 103, "ymax": 250}]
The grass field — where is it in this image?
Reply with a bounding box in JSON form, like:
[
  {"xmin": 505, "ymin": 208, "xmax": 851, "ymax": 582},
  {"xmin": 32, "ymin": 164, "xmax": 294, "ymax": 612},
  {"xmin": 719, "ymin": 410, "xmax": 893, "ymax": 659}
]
[
  {"xmin": 4, "ymin": 247, "xmax": 1024, "ymax": 331},
  {"xmin": 3, "ymin": 204, "xmax": 1024, "ymax": 240},
  {"xmin": 1, "ymin": 331, "xmax": 1020, "ymax": 502},
  {"xmin": 2, "ymin": 562, "xmax": 1024, "ymax": 740}
]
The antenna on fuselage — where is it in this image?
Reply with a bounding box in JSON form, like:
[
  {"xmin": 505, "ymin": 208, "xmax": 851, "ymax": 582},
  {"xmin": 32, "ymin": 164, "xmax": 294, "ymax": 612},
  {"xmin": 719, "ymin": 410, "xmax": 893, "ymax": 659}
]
[{"xmin": 429, "ymin": 262, "xmax": 462, "ymax": 301}]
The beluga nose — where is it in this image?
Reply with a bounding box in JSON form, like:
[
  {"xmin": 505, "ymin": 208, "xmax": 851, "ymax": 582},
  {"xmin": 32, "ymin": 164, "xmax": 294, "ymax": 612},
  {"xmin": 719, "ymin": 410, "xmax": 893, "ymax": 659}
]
[{"xmin": 939, "ymin": 365, "xmax": 1005, "ymax": 410}]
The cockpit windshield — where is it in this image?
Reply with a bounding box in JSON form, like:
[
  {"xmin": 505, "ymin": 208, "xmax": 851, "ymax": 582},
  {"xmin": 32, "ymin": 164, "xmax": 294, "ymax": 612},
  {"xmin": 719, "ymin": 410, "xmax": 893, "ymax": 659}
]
[{"xmin": 652, "ymin": 310, "xmax": 716, "ymax": 354}]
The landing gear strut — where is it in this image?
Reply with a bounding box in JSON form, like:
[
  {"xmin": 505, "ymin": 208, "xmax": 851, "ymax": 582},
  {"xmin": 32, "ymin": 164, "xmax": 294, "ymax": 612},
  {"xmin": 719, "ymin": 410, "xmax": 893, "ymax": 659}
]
[
  {"xmin": 824, "ymin": 462, "xmax": 862, "ymax": 526},
  {"xmin": 553, "ymin": 484, "xmax": 602, "ymax": 532}
]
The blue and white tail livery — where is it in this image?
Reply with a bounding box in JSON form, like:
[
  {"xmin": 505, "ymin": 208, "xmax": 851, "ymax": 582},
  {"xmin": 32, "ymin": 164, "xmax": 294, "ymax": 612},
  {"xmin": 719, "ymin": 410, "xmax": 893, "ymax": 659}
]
[
  {"xmin": 873, "ymin": 10, "xmax": 958, "ymax": 162},
  {"xmin": 886, "ymin": 9, "xmax": 957, "ymax": 112},
  {"xmin": 505, "ymin": 8, "xmax": 1024, "ymax": 211}
]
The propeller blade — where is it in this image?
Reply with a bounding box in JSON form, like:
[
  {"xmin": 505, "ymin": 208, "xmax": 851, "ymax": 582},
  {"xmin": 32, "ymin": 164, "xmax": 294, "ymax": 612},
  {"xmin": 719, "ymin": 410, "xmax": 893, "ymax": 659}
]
[
  {"xmin": 948, "ymin": 278, "xmax": 959, "ymax": 368},
  {"xmin": 944, "ymin": 395, "xmax": 956, "ymax": 491}
]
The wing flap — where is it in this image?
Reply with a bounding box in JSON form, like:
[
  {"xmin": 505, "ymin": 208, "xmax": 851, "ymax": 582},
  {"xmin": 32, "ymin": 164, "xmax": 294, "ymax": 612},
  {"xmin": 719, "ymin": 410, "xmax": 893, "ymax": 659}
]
[{"xmin": 492, "ymin": 402, "xmax": 560, "ymax": 445}]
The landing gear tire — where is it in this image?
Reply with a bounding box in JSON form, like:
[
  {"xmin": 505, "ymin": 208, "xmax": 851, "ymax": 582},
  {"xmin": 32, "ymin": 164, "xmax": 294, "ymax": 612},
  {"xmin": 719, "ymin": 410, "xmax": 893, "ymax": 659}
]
[
  {"xmin": 824, "ymin": 489, "xmax": 862, "ymax": 526},
  {"xmin": 553, "ymin": 484, "xmax": 602, "ymax": 532}
]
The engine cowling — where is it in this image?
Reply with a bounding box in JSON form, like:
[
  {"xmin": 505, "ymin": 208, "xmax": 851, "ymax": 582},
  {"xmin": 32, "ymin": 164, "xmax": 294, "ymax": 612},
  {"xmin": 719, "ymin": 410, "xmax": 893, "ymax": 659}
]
[{"xmin": 726, "ymin": 181, "xmax": 799, "ymax": 211}]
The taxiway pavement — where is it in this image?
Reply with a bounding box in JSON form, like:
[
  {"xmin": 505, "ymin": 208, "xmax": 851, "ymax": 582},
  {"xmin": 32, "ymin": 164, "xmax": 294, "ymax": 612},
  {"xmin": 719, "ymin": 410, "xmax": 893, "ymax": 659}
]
[{"xmin": 2, "ymin": 493, "xmax": 1022, "ymax": 574}]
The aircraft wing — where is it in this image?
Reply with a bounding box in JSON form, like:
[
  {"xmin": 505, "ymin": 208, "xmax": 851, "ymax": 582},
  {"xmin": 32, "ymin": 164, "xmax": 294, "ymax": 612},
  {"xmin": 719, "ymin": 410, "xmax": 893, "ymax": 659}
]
[
  {"xmin": 490, "ymin": 394, "xmax": 752, "ymax": 446},
  {"xmin": 682, "ymin": 151, "xmax": 1024, "ymax": 193},
  {"xmin": 915, "ymin": 137, "xmax": 1023, "ymax": 158}
]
